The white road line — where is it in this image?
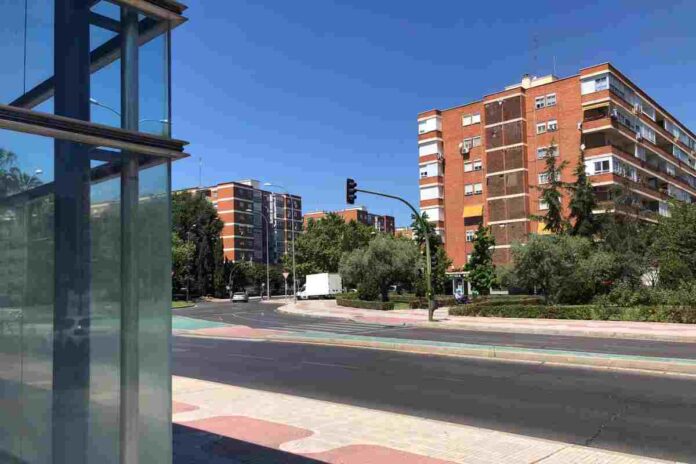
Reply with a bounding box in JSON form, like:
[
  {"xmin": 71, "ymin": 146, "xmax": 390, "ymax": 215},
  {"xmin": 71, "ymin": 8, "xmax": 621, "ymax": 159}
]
[{"xmin": 300, "ymin": 361, "xmax": 359, "ymax": 370}]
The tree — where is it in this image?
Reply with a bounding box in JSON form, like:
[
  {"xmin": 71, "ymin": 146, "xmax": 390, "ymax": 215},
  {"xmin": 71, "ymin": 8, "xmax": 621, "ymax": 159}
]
[
  {"xmin": 651, "ymin": 201, "xmax": 696, "ymax": 288},
  {"xmin": 290, "ymin": 213, "xmax": 373, "ymax": 279},
  {"xmin": 339, "ymin": 234, "xmax": 420, "ymax": 302},
  {"xmin": 465, "ymin": 223, "xmax": 495, "ymax": 295},
  {"xmin": 567, "ymin": 149, "xmax": 599, "ymax": 237},
  {"xmin": 511, "ymin": 234, "xmax": 619, "ymax": 304},
  {"xmin": 532, "ymin": 142, "xmax": 568, "ymax": 234},
  {"xmin": 410, "ymin": 212, "xmax": 451, "ymax": 295},
  {"xmin": 172, "ymin": 192, "xmax": 225, "ymax": 296},
  {"xmin": 172, "ymin": 233, "xmax": 195, "ymax": 300}
]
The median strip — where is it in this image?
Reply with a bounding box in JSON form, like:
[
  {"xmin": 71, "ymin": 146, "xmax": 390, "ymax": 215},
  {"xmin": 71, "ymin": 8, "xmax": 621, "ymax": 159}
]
[{"xmin": 175, "ymin": 323, "xmax": 696, "ymax": 376}]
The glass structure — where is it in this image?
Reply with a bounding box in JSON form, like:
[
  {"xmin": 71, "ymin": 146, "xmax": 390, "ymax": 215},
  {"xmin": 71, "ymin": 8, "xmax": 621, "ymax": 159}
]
[{"xmin": 0, "ymin": 1, "xmax": 188, "ymax": 463}]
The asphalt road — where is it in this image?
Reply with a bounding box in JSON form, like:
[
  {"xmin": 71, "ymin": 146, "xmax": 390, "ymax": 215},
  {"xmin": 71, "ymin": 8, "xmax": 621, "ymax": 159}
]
[
  {"xmin": 174, "ymin": 300, "xmax": 696, "ymax": 360},
  {"xmin": 173, "ymin": 335, "xmax": 696, "ymax": 462}
]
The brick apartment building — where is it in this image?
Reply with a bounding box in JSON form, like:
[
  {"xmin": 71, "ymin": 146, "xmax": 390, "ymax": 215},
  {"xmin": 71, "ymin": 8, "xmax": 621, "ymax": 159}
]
[
  {"xmin": 418, "ymin": 63, "xmax": 696, "ymax": 268},
  {"xmin": 304, "ymin": 206, "xmax": 396, "ymax": 234},
  {"xmin": 184, "ymin": 179, "xmax": 302, "ymax": 263}
]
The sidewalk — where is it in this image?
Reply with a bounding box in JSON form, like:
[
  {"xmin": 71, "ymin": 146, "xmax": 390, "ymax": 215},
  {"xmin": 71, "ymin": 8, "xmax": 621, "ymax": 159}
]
[
  {"xmin": 173, "ymin": 375, "xmax": 679, "ymax": 464},
  {"xmin": 277, "ymin": 300, "xmax": 696, "ymax": 343}
]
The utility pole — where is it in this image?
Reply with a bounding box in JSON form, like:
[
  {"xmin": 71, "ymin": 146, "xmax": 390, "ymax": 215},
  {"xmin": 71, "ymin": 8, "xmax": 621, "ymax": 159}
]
[{"xmin": 346, "ymin": 179, "xmax": 436, "ymax": 321}]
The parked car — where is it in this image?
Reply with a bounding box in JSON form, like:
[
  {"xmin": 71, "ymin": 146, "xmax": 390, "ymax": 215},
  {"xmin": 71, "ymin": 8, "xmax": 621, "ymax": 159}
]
[{"xmin": 231, "ymin": 291, "xmax": 249, "ymax": 302}]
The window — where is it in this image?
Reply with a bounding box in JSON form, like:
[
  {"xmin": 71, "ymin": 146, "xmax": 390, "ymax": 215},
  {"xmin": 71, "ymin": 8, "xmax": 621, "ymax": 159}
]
[
  {"xmin": 474, "ymin": 183, "xmax": 483, "ymax": 194},
  {"xmin": 547, "ymin": 120, "xmax": 558, "ymax": 132},
  {"xmin": 466, "ymin": 230, "xmax": 475, "ymax": 242},
  {"xmin": 462, "ymin": 136, "xmax": 482, "ymax": 150},
  {"xmin": 594, "ymin": 160, "xmax": 610, "ymax": 174},
  {"xmin": 473, "ymin": 160, "xmax": 482, "ymax": 171},
  {"xmin": 539, "ymin": 199, "xmax": 549, "ymax": 210},
  {"xmin": 595, "ymin": 75, "xmax": 609, "ymax": 91},
  {"xmin": 545, "ymin": 94, "xmax": 557, "ymax": 106},
  {"xmin": 538, "ymin": 172, "xmax": 550, "ymax": 184},
  {"xmin": 464, "ymin": 162, "xmax": 473, "ymax": 172},
  {"xmin": 462, "ymin": 113, "xmax": 481, "ymax": 126},
  {"xmin": 418, "ymin": 120, "xmax": 427, "ymax": 134},
  {"xmin": 536, "ymin": 122, "xmax": 547, "ymax": 134},
  {"xmin": 535, "ymin": 96, "xmax": 545, "ymax": 109},
  {"xmin": 537, "ymin": 147, "xmax": 548, "ymax": 159},
  {"xmin": 464, "ymin": 184, "xmax": 474, "ymax": 196}
]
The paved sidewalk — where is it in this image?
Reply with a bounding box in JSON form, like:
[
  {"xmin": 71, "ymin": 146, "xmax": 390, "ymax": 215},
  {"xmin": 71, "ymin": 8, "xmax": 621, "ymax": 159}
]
[
  {"xmin": 277, "ymin": 300, "xmax": 696, "ymax": 343},
  {"xmin": 173, "ymin": 375, "xmax": 679, "ymax": 464}
]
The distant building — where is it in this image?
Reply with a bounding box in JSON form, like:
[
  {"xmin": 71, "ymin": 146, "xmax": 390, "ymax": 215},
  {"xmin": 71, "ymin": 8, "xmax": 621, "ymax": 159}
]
[
  {"xmin": 395, "ymin": 227, "xmax": 415, "ymax": 239},
  {"xmin": 183, "ymin": 179, "xmax": 302, "ymax": 263},
  {"xmin": 304, "ymin": 206, "xmax": 396, "ymax": 234}
]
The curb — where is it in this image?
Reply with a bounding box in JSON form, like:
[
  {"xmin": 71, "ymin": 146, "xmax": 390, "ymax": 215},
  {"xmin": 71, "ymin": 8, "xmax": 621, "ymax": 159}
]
[
  {"xmin": 276, "ymin": 304, "xmax": 696, "ymax": 344},
  {"xmin": 175, "ymin": 329, "xmax": 696, "ymax": 377}
]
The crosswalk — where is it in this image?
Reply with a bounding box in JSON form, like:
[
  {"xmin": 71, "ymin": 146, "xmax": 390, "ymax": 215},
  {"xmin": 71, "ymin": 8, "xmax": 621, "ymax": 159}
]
[{"xmin": 263, "ymin": 320, "xmax": 398, "ymax": 335}]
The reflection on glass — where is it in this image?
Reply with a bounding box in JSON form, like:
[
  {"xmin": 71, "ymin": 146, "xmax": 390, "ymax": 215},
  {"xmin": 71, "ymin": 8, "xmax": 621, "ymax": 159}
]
[
  {"xmin": 137, "ymin": 160, "xmax": 171, "ymax": 462},
  {"xmin": 0, "ymin": 131, "xmax": 55, "ymax": 463},
  {"xmin": 140, "ymin": 32, "xmax": 171, "ymax": 137}
]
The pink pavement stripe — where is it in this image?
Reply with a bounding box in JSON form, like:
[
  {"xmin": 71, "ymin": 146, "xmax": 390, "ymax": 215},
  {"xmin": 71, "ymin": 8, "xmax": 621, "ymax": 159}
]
[
  {"xmin": 172, "ymin": 401, "xmax": 199, "ymax": 414},
  {"xmin": 191, "ymin": 325, "xmax": 288, "ymax": 338},
  {"xmin": 179, "ymin": 415, "xmax": 314, "ymax": 449},
  {"xmin": 305, "ymin": 444, "xmax": 457, "ymax": 464}
]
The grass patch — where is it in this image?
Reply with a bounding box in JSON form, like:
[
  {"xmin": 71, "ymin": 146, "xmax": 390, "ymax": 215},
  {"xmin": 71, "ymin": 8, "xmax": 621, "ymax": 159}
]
[{"xmin": 172, "ymin": 300, "xmax": 195, "ymax": 309}]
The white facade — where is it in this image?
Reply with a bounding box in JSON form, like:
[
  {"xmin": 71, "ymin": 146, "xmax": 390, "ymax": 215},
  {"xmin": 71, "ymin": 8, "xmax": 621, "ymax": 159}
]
[
  {"xmin": 418, "ymin": 140, "xmax": 443, "ymax": 158},
  {"xmin": 419, "ymin": 162, "xmax": 442, "ymax": 179},
  {"xmin": 420, "ymin": 185, "xmax": 443, "ymax": 201},
  {"xmin": 418, "ymin": 116, "xmax": 441, "ymax": 134}
]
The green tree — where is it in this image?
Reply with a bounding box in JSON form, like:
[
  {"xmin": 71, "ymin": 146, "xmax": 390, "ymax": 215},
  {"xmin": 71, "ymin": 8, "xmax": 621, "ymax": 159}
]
[
  {"xmin": 339, "ymin": 234, "xmax": 420, "ymax": 302},
  {"xmin": 465, "ymin": 223, "xmax": 495, "ymax": 295},
  {"xmin": 567, "ymin": 149, "xmax": 599, "ymax": 237},
  {"xmin": 511, "ymin": 234, "xmax": 619, "ymax": 304},
  {"xmin": 410, "ymin": 212, "xmax": 451, "ymax": 295},
  {"xmin": 290, "ymin": 213, "xmax": 374, "ymax": 279},
  {"xmin": 172, "ymin": 191, "xmax": 225, "ymax": 296},
  {"xmin": 172, "ymin": 233, "xmax": 195, "ymax": 299},
  {"xmin": 532, "ymin": 142, "xmax": 568, "ymax": 234},
  {"xmin": 651, "ymin": 201, "xmax": 696, "ymax": 288}
]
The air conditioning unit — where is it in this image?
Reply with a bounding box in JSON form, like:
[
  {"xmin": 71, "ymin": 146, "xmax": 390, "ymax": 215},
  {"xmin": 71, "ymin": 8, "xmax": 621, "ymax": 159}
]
[
  {"xmin": 610, "ymin": 108, "xmax": 619, "ymax": 120},
  {"xmin": 632, "ymin": 103, "xmax": 640, "ymax": 114},
  {"xmin": 459, "ymin": 143, "xmax": 470, "ymax": 157},
  {"xmin": 577, "ymin": 121, "xmax": 583, "ymax": 131},
  {"xmin": 636, "ymin": 132, "xmax": 643, "ymax": 141}
]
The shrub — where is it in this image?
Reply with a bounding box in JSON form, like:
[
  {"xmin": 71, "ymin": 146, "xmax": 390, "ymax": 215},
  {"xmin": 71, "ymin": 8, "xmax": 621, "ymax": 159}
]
[
  {"xmin": 448, "ymin": 304, "xmax": 596, "ymax": 319},
  {"xmin": 335, "ymin": 292, "xmax": 359, "ymax": 300},
  {"xmin": 336, "ymin": 298, "xmax": 394, "ymax": 311}
]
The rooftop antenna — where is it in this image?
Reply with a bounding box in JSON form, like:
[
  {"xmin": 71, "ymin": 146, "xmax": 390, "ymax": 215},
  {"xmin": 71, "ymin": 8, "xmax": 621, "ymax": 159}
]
[
  {"xmin": 553, "ymin": 55, "xmax": 557, "ymax": 76},
  {"xmin": 532, "ymin": 34, "xmax": 539, "ymax": 76}
]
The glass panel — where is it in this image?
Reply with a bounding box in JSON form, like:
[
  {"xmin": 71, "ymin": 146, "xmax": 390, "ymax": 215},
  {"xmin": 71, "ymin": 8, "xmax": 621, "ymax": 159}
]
[
  {"xmin": 137, "ymin": 160, "xmax": 171, "ymax": 462},
  {"xmin": 0, "ymin": 2, "xmax": 31, "ymax": 104},
  {"xmin": 87, "ymin": 169, "xmax": 122, "ymax": 463},
  {"xmin": 0, "ymin": 130, "xmax": 55, "ymax": 463},
  {"xmin": 140, "ymin": 32, "xmax": 171, "ymax": 137}
]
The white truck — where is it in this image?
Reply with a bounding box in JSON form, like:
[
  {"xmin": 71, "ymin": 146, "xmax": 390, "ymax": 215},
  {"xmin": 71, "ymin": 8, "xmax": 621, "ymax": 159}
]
[{"xmin": 297, "ymin": 273, "xmax": 342, "ymax": 299}]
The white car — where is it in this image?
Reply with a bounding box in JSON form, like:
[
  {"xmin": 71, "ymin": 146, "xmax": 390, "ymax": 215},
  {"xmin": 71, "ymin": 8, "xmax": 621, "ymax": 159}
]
[{"xmin": 231, "ymin": 292, "xmax": 249, "ymax": 302}]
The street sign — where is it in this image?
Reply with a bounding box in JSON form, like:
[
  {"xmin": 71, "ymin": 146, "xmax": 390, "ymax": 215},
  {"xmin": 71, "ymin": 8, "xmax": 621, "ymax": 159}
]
[{"xmin": 282, "ymin": 272, "xmax": 290, "ymax": 280}]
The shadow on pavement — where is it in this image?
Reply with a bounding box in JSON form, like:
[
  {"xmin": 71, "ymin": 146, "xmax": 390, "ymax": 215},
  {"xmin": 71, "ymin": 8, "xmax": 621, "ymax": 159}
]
[{"xmin": 173, "ymin": 423, "xmax": 326, "ymax": 464}]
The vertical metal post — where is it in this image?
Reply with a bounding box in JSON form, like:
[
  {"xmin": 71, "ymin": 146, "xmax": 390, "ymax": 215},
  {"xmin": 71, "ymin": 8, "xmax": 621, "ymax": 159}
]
[
  {"xmin": 120, "ymin": 6, "xmax": 140, "ymax": 464},
  {"xmin": 52, "ymin": 1, "xmax": 92, "ymax": 462}
]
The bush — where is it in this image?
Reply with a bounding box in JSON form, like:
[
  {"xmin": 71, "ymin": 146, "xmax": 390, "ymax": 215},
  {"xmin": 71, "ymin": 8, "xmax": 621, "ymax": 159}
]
[
  {"xmin": 336, "ymin": 298, "xmax": 394, "ymax": 311},
  {"xmin": 469, "ymin": 295, "xmax": 544, "ymax": 307},
  {"xmin": 336, "ymin": 292, "xmax": 359, "ymax": 300},
  {"xmin": 449, "ymin": 304, "xmax": 596, "ymax": 319}
]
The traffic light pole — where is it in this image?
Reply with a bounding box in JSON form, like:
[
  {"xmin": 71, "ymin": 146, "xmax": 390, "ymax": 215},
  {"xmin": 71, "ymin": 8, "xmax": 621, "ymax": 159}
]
[{"xmin": 354, "ymin": 188, "xmax": 437, "ymax": 321}]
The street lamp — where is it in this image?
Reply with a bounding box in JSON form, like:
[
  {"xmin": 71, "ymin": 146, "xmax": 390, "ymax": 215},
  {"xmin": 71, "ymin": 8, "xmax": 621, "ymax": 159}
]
[
  {"xmin": 90, "ymin": 97, "xmax": 171, "ymax": 133},
  {"xmin": 259, "ymin": 213, "xmax": 272, "ymax": 300},
  {"xmin": 263, "ymin": 182, "xmax": 297, "ymax": 304}
]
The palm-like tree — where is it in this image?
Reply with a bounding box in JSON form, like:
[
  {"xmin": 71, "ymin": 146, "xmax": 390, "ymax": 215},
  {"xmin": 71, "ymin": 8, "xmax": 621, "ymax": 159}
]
[{"xmin": 0, "ymin": 148, "xmax": 43, "ymax": 197}]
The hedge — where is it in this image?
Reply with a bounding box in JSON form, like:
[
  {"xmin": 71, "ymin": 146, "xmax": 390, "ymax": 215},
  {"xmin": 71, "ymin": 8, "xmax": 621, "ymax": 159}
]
[
  {"xmin": 336, "ymin": 298, "xmax": 394, "ymax": 311},
  {"xmin": 448, "ymin": 303, "xmax": 696, "ymax": 323}
]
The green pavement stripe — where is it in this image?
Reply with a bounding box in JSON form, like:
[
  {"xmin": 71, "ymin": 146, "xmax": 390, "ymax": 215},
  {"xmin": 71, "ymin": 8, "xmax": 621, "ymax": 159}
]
[
  {"xmin": 283, "ymin": 330, "xmax": 696, "ymax": 366},
  {"xmin": 172, "ymin": 316, "xmax": 230, "ymax": 330}
]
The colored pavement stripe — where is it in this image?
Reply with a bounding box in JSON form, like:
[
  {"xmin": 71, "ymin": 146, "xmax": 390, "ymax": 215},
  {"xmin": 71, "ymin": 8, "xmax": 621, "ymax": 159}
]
[
  {"xmin": 172, "ymin": 315, "xmax": 230, "ymax": 331},
  {"xmin": 305, "ymin": 444, "xmax": 457, "ymax": 464}
]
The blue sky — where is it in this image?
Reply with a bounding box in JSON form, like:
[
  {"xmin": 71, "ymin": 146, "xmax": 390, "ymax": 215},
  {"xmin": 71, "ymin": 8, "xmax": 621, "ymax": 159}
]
[{"xmin": 170, "ymin": 0, "xmax": 696, "ymax": 226}]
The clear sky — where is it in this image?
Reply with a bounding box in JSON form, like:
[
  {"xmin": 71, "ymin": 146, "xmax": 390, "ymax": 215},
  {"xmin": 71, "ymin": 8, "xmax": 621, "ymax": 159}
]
[{"xmin": 170, "ymin": 0, "xmax": 696, "ymax": 226}]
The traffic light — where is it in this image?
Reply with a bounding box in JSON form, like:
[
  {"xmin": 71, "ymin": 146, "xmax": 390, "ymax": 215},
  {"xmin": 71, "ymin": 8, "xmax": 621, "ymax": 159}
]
[{"xmin": 346, "ymin": 178, "xmax": 357, "ymax": 204}]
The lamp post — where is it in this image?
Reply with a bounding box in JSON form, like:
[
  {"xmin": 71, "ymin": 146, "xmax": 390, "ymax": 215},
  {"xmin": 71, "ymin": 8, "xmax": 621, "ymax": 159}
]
[
  {"xmin": 259, "ymin": 213, "xmax": 271, "ymax": 300},
  {"xmin": 90, "ymin": 97, "xmax": 171, "ymax": 133},
  {"xmin": 263, "ymin": 182, "xmax": 297, "ymax": 303}
]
